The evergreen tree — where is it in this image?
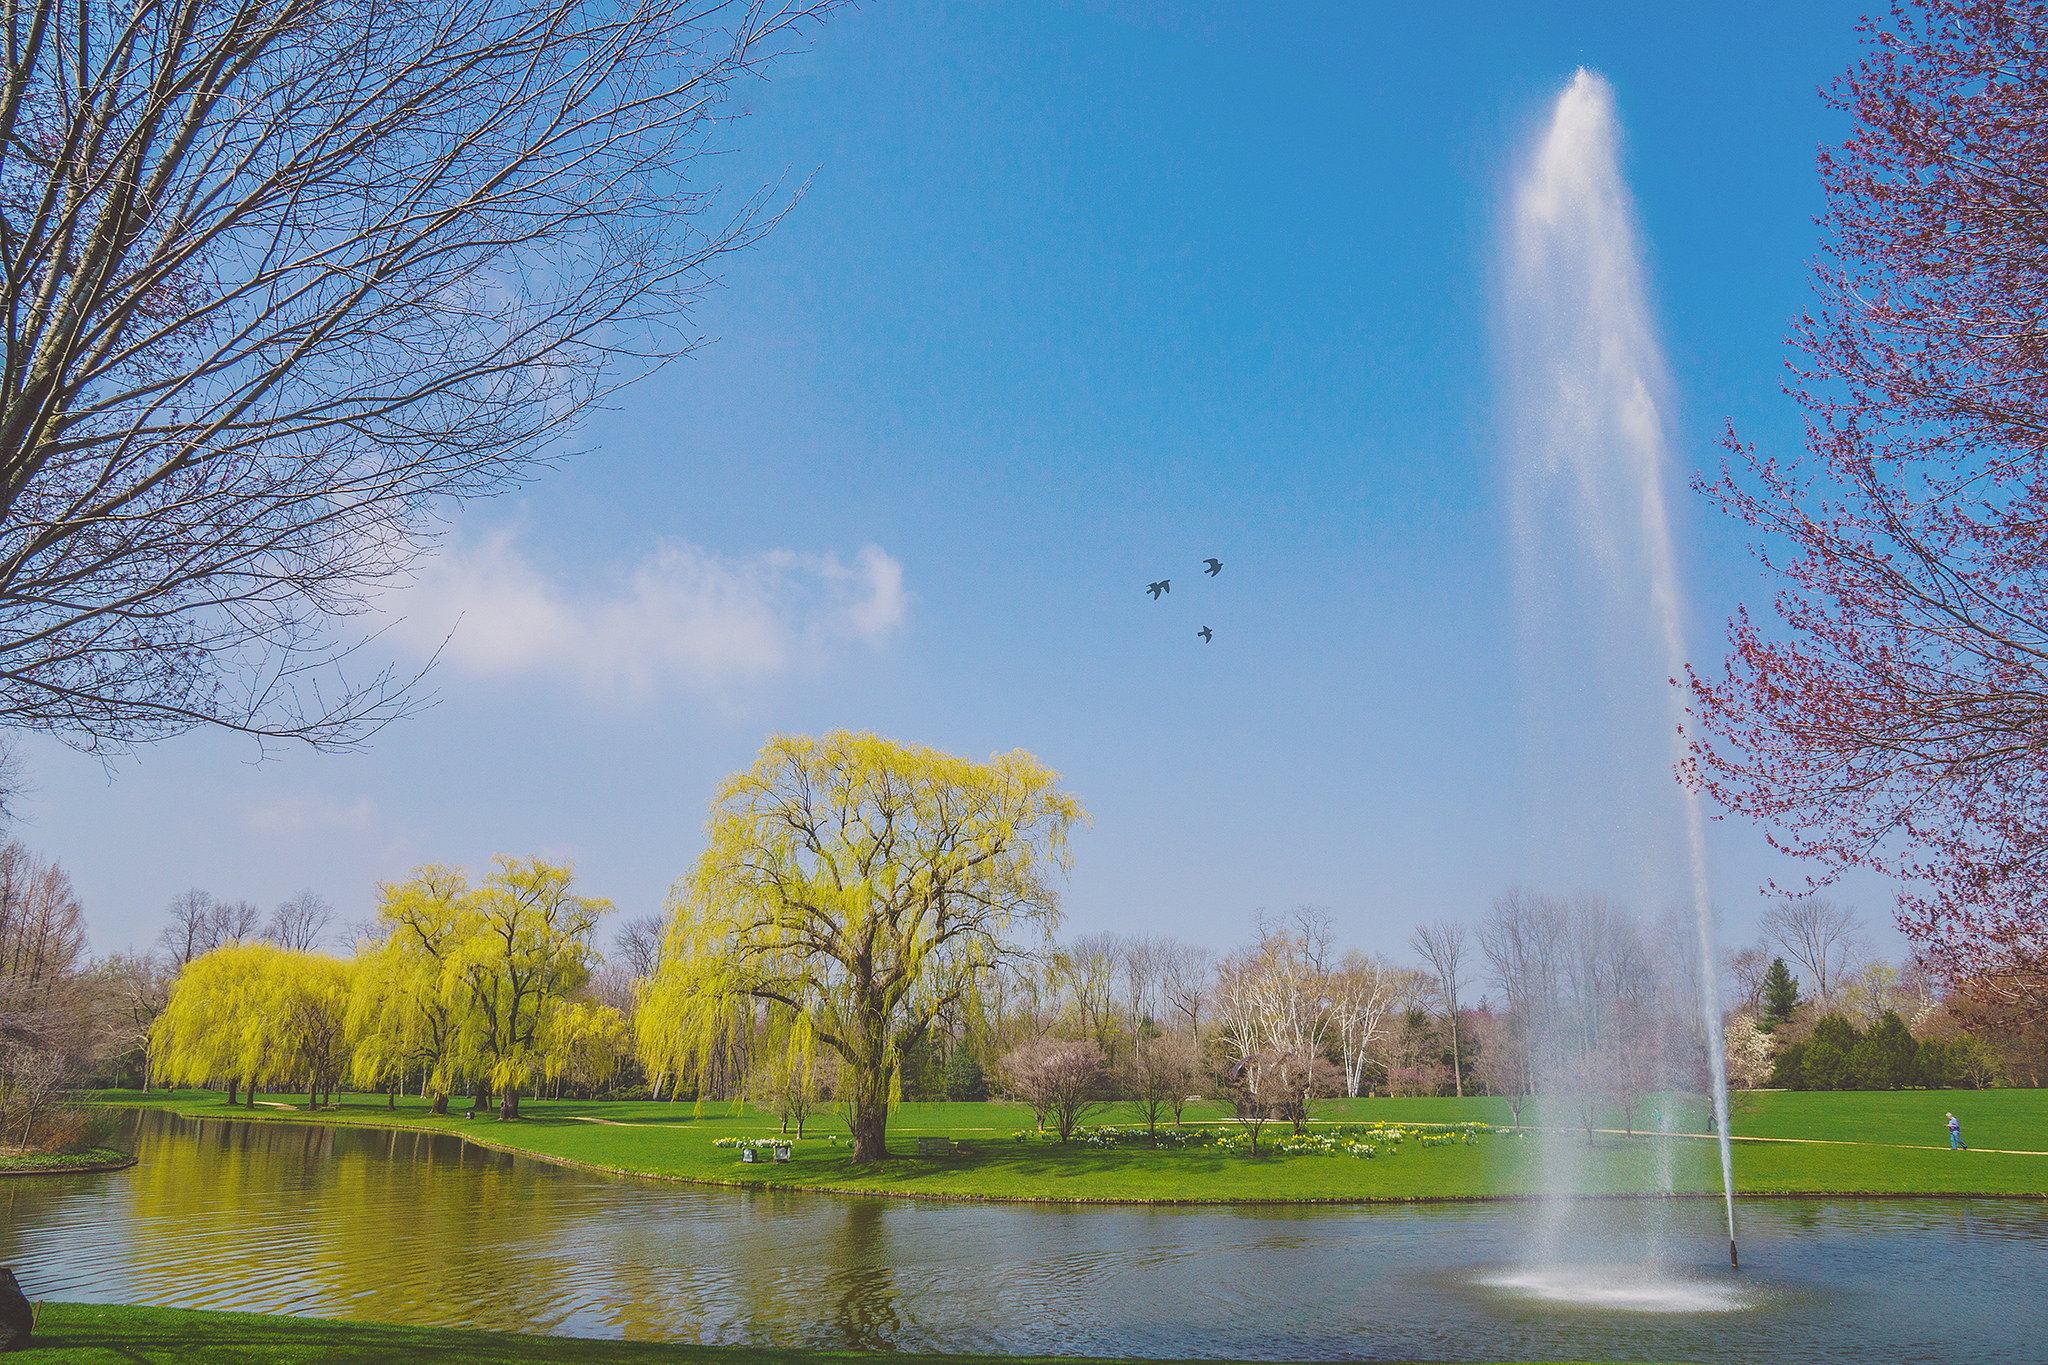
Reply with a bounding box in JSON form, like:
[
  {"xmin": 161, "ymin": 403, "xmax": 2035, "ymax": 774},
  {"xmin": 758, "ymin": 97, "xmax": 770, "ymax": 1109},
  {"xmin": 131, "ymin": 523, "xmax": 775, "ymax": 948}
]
[
  {"xmin": 1801, "ymin": 1039, "xmax": 1852, "ymax": 1091},
  {"xmin": 1851, "ymin": 1011, "xmax": 1919, "ymax": 1090},
  {"xmin": 1811, "ymin": 1012, "xmax": 1862, "ymax": 1053},
  {"xmin": 1915, "ymin": 1036, "xmax": 1953, "ymax": 1089},
  {"xmin": 1801, "ymin": 1014, "xmax": 1863, "ymax": 1090},
  {"xmin": 944, "ymin": 1048, "xmax": 988, "ymax": 1102},
  {"xmin": 1761, "ymin": 957, "xmax": 1801, "ymax": 1033},
  {"xmin": 1772, "ymin": 1040, "xmax": 1809, "ymax": 1089}
]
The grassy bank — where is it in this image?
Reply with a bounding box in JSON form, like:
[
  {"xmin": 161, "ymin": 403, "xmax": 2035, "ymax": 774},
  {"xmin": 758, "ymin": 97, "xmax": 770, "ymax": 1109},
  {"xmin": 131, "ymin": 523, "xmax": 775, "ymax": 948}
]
[
  {"xmin": 84, "ymin": 1087, "xmax": 2048, "ymax": 1203},
  {"xmin": 0, "ymin": 1147, "xmax": 133, "ymax": 1175},
  {"xmin": 17, "ymin": 1303, "xmax": 1646, "ymax": 1364}
]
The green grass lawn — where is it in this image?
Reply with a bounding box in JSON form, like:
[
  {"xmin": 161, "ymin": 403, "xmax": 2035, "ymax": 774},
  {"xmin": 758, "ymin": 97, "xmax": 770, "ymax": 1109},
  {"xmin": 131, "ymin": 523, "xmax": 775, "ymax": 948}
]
[
  {"xmin": 0, "ymin": 1147, "xmax": 131, "ymax": 1174},
  {"xmin": 84, "ymin": 1086, "xmax": 2048, "ymax": 1203},
  {"xmin": 16, "ymin": 1303, "xmax": 1645, "ymax": 1365}
]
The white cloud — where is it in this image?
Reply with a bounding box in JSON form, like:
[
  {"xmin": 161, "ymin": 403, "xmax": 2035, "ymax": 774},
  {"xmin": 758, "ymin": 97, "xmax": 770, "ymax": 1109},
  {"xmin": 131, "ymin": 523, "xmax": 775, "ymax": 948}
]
[
  {"xmin": 378, "ymin": 530, "xmax": 908, "ymax": 697},
  {"xmin": 244, "ymin": 792, "xmax": 383, "ymax": 837}
]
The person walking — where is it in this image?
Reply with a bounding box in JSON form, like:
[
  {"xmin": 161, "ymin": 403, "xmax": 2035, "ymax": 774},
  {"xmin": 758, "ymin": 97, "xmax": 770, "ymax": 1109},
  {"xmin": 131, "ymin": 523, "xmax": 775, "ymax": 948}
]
[{"xmin": 1947, "ymin": 1111, "xmax": 1967, "ymax": 1150}]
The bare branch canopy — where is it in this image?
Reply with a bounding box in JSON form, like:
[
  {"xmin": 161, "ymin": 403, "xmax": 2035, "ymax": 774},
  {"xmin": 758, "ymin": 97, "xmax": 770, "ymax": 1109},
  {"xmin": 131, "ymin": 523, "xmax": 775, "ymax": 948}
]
[{"xmin": 0, "ymin": 0, "xmax": 836, "ymax": 751}]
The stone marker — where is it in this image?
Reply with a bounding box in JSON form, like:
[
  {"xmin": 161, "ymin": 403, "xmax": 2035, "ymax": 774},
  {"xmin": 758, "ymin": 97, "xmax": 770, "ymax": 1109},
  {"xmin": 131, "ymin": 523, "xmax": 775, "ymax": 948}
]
[{"xmin": 0, "ymin": 1267, "xmax": 34, "ymax": 1351}]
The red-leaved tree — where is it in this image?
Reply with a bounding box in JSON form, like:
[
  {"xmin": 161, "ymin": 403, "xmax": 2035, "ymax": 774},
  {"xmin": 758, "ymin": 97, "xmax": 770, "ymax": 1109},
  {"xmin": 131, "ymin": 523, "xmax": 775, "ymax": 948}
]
[{"xmin": 1688, "ymin": 0, "xmax": 2048, "ymax": 1019}]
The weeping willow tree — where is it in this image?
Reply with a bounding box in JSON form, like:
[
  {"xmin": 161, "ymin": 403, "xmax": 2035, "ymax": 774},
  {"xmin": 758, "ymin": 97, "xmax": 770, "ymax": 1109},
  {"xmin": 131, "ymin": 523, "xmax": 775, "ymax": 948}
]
[
  {"xmin": 153, "ymin": 941, "xmax": 351, "ymax": 1104},
  {"xmin": 150, "ymin": 940, "xmax": 270, "ymax": 1105},
  {"xmin": 348, "ymin": 865, "xmax": 471, "ymax": 1112},
  {"xmin": 638, "ymin": 730, "xmax": 1084, "ymax": 1163},
  {"xmin": 445, "ymin": 857, "xmax": 611, "ymax": 1119}
]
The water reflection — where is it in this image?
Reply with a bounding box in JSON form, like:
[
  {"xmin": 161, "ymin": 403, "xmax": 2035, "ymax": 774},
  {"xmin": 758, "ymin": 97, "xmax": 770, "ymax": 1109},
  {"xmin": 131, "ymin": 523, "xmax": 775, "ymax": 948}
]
[{"xmin": 0, "ymin": 1110, "xmax": 2041, "ymax": 1363}]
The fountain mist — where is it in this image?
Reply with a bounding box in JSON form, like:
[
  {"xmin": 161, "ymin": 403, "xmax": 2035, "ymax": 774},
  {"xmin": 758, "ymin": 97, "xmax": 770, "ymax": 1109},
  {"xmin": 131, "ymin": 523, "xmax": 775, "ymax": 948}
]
[{"xmin": 1499, "ymin": 70, "xmax": 1737, "ymax": 1263}]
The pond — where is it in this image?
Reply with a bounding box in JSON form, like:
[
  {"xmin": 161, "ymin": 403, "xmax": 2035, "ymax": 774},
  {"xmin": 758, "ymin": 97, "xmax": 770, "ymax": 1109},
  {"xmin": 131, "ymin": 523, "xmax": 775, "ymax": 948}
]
[{"xmin": 0, "ymin": 1110, "xmax": 2041, "ymax": 1362}]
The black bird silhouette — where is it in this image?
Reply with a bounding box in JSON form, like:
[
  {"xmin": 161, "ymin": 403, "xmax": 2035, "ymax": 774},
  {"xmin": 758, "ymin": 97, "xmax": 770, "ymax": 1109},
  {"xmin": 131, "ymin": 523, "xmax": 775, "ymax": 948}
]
[
  {"xmin": 1203, "ymin": 558, "xmax": 1222, "ymax": 576},
  {"xmin": 1198, "ymin": 626, "xmax": 1213, "ymax": 643},
  {"xmin": 1147, "ymin": 580, "xmax": 1170, "ymax": 599}
]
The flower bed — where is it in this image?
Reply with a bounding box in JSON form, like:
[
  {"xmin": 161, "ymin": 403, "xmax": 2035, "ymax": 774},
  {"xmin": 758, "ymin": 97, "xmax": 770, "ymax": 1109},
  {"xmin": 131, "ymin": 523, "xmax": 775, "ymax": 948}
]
[{"xmin": 999, "ymin": 1120, "xmax": 1524, "ymax": 1159}]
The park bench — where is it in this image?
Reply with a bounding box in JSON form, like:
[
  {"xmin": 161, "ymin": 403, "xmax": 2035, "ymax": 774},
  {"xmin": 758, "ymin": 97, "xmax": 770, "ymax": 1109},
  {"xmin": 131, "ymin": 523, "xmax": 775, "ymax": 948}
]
[{"xmin": 914, "ymin": 1136, "xmax": 954, "ymax": 1158}]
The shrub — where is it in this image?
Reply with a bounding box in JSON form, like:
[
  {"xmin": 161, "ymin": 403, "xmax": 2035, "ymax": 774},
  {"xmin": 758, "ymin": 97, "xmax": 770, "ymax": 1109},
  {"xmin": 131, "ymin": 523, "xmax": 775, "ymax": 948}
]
[
  {"xmin": 36, "ymin": 1108, "xmax": 123, "ymax": 1155},
  {"xmin": 1850, "ymin": 1012, "xmax": 1919, "ymax": 1090}
]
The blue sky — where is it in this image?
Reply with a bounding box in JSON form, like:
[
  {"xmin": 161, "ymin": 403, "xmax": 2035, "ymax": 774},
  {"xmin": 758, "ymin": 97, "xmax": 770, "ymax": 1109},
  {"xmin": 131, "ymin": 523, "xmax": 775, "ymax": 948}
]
[{"xmin": 23, "ymin": 0, "xmax": 1910, "ymax": 966}]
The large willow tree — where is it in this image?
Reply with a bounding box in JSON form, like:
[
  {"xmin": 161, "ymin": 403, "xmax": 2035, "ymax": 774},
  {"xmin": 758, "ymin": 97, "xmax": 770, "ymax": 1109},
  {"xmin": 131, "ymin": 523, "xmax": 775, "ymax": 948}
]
[
  {"xmin": 639, "ymin": 731, "xmax": 1084, "ymax": 1163},
  {"xmin": 153, "ymin": 940, "xmax": 351, "ymax": 1105}
]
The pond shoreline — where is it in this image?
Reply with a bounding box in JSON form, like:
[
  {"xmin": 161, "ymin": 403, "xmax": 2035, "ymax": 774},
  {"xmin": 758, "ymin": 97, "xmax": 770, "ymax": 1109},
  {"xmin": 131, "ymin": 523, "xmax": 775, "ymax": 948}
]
[
  {"xmin": 0, "ymin": 1148, "xmax": 136, "ymax": 1177},
  {"xmin": 143, "ymin": 1104, "xmax": 2048, "ymax": 1207},
  {"xmin": 31, "ymin": 1301, "xmax": 1639, "ymax": 1365},
  {"xmin": 21, "ymin": 1114, "xmax": 2048, "ymax": 1364}
]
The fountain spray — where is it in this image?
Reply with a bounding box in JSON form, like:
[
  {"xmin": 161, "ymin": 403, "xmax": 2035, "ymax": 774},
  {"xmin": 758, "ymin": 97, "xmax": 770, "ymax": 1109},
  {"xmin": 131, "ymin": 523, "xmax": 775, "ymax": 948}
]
[{"xmin": 1503, "ymin": 69, "xmax": 1738, "ymax": 1269}]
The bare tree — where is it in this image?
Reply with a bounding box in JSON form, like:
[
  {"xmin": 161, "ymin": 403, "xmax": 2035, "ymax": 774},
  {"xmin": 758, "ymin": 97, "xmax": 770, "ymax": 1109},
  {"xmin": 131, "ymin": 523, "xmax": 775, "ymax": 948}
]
[
  {"xmin": 157, "ymin": 890, "xmax": 218, "ymax": 968},
  {"xmin": 1001, "ymin": 1037, "xmax": 1104, "ymax": 1144},
  {"xmin": 1409, "ymin": 919, "xmax": 1469, "ymax": 1097},
  {"xmin": 90, "ymin": 949, "xmax": 174, "ymax": 1089},
  {"xmin": 1328, "ymin": 950, "xmax": 1402, "ymax": 1098},
  {"xmin": 1064, "ymin": 933, "xmax": 1126, "ymax": 1067},
  {"xmin": 1128, "ymin": 1032, "xmax": 1198, "ymax": 1139},
  {"xmin": 1760, "ymin": 898, "xmax": 1866, "ymax": 1008},
  {"xmin": 1159, "ymin": 939, "xmax": 1213, "ymax": 1040},
  {"xmin": 1215, "ymin": 908, "xmax": 1337, "ymax": 1130},
  {"xmin": 264, "ymin": 890, "xmax": 332, "ymax": 952},
  {"xmin": 216, "ymin": 900, "xmax": 261, "ymax": 944},
  {"xmin": 0, "ymin": 0, "xmax": 839, "ymax": 752},
  {"xmin": 1480, "ymin": 888, "xmax": 1678, "ymax": 1134},
  {"xmin": 1118, "ymin": 934, "xmax": 1165, "ymax": 1044},
  {"xmin": 1214, "ymin": 1049, "xmax": 1292, "ymax": 1159},
  {"xmin": 614, "ymin": 913, "xmax": 664, "ymax": 979},
  {"xmin": 156, "ymin": 889, "xmax": 257, "ymax": 966},
  {"xmin": 1469, "ymin": 1008, "xmax": 1534, "ymax": 1127},
  {"xmin": 0, "ymin": 841, "xmax": 95, "ymax": 1140},
  {"xmin": 1724, "ymin": 943, "xmax": 1772, "ymax": 1015}
]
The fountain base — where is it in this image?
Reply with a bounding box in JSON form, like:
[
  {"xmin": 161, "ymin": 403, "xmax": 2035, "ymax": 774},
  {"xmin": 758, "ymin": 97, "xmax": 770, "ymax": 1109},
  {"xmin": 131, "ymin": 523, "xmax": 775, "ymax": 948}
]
[{"xmin": 1478, "ymin": 1265, "xmax": 1755, "ymax": 1314}]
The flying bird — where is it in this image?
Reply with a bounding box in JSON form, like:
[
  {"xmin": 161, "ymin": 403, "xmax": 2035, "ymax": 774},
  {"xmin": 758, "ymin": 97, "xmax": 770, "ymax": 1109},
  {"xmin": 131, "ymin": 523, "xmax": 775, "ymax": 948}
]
[
  {"xmin": 1198, "ymin": 626, "xmax": 1213, "ymax": 643},
  {"xmin": 1147, "ymin": 580, "xmax": 1170, "ymax": 599},
  {"xmin": 1203, "ymin": 558, "xmax": 1222, "ymax": 576}
]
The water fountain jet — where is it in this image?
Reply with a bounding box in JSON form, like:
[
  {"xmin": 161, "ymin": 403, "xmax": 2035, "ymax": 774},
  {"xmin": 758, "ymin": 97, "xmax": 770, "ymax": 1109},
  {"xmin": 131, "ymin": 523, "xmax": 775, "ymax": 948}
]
[{"xmin": 1500, "ymin": 67, "xmax": 1739, "ymax": 1273}]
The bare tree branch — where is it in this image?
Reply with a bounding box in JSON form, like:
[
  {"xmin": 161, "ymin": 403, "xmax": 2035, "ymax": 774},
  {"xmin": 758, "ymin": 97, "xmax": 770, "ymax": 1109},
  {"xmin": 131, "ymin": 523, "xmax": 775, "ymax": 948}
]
[{"xmin": 0, "ymin": 0, "xmax": 840, "ymax": 751}]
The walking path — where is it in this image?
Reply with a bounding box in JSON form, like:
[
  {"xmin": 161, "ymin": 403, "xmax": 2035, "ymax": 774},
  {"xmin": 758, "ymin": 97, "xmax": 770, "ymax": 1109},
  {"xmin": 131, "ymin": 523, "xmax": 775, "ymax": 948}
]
[{"xmin": 1566, "ymin": 1125, "xmax": 2048, "ymax": 1156}]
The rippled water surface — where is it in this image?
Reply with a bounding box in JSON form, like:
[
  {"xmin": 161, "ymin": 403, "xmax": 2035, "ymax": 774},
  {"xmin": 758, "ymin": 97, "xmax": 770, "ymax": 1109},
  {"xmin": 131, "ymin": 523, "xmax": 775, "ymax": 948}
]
[{"xmin": 1, "ymin": 1111, "xmax": 2043, "ymax": 1362}]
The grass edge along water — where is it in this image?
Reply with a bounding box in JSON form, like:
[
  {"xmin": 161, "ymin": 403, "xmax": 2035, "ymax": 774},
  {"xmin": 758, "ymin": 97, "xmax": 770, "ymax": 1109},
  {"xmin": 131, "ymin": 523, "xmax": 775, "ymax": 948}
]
[
  {"xmin": 21, "ymin": 1302, "xmax": 1695, "ymax": 1365},
  {"xmin": 84, "ymin": 1091, "xmax": 2048, "ymax": 1204}
]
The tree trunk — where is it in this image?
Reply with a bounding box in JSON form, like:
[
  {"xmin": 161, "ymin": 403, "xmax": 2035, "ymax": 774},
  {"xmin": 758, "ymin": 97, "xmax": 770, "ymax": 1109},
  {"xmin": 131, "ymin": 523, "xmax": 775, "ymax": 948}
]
[
  {"xmin": 247, "ymin": 1081, "xmax": 257, "ymax": 1109},
  {"xmin": 474, "ymin": 1080, "xmax": 492, "ymax": 1112},
  {"xmin": 430, "ymin": 1092, "xmax": 448, "ymax": 1115},
  {"xmin": 849, "ymin": 1064, "xmax": 891, "ymax": 1163},
  {"xmin": 226, "ymin": 1077, "xmax": 239, "ymax": 1105},
  {"xmin": 387, "ymin": 1083, "xmax": 396, "ymax": 1110},
  {"xmin": 1450, "ymin": 1010, "xmax": 1463, "ymax": 1098},
  {"xmin": 499, "ymin": 1087, "xmax": 519, "ymax": 1121}
]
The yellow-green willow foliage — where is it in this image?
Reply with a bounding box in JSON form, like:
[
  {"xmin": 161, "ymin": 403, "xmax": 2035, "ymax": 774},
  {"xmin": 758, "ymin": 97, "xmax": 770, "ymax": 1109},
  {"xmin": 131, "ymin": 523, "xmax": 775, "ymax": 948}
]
[
  {"xmin": 445, "ymin": 857, "xmax": 612, "ymax": 1118},
  {"xmin": 348, "ymin": 865, "xmax": 471, "ymax": 1112},
  {"xmin": 637, "ymin": 730, "xmax": 1084, "ymax": 1163},
  {"xmin": 158, "ymin": 857, "xmax": 618, "ymax": 1119},
  {"xmin": 542, "ymin": 998, "xmax": 630, "ymax": 1093},
  {"xmin": 151, "ymin": 940, "xmax": 268, "ymax": 1104},
  {"xmin": 353, "ymin": 857, "xmax": 614, "ymax": 1118},
  {"xmin": 152, "ymin": 943, "xmax": 353, "ymax": 1106}
]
